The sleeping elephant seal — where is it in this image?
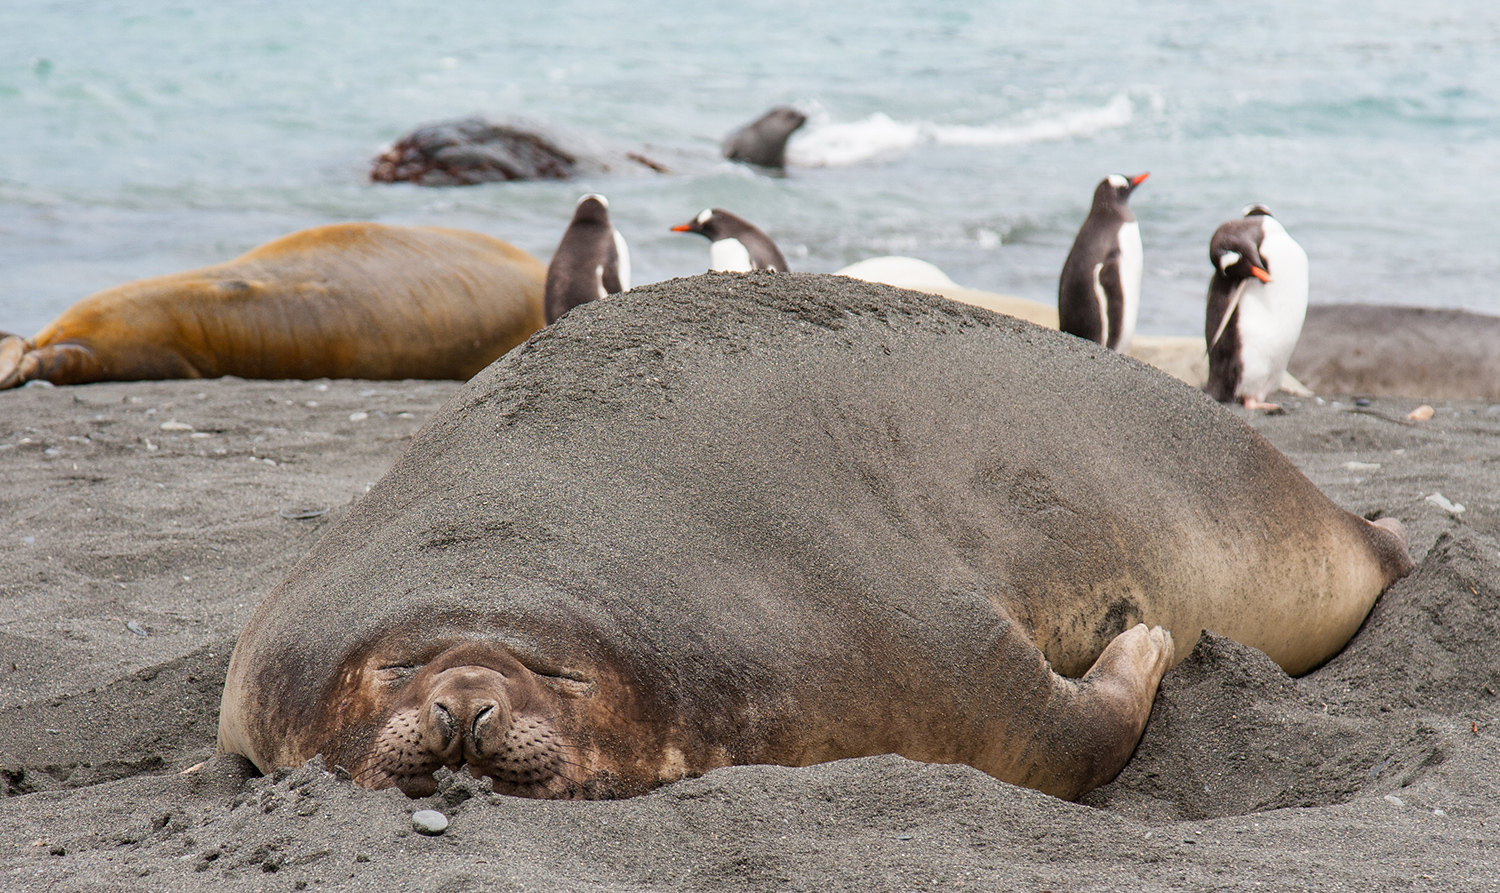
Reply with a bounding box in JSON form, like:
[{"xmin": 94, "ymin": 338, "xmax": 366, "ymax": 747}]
[
  {"xmin": 218, "ymin": 273, "xmax": 1412, "ymax": 802},
  {"xmin": 0, "ymin": 223, "xmax": 547, "ymax": 389}
]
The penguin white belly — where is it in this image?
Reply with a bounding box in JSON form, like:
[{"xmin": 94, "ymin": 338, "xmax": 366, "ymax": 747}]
[
  {"xmin": 1115, "ymin": 221, "xmax": 1142, "ymax": 350},
  {"xmin": 710, "ymin": 238, "xmax": 754, "ymax": 273},
  {"xmin": 1234, "ymin": 227, "xmax": 1308, "ymax": 401},
  {"xmin": 613, "ymin": 228, "xmax": 632, "ymax": 292}
]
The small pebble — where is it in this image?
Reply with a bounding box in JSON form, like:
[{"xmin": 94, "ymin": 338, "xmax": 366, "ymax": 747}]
[
  {"xmin": 126, "ymin": 621, "xmax": 149, "ymax": 637},
  {"xmin": 1384, "ymin": 794, "xmax": 1405, "ymax": 807},
  {"xmin": 1342, "ymin": 461, "xmax": 1381, "ymax": 472},
  {"xmin": 1433, "ymin": 808, "xmax": 1446, "ymax": 817},
  {"xmin": 1426, "ymin": 493, "xmax": 1466, "ymax": 515},
  {"xmin": 1354, "ymin": 398, "xmax": 1371, "ymax": 407},
  {"xmin": 159, "ymin": 420, "xmax": 194, "ymax": 432},
  {"xmin": 1406, "ymin": 404, "xmax": 1435, "ymax": 421},
  {"xmin": 349, "ymin": 411, "xmax": 369, "ymax": 422},
  {"xmin": 412, "ymin": 809, "xmax": 449, "ymax": 835}
]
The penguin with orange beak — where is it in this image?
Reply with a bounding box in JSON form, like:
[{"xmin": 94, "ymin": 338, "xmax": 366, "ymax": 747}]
[
  {"xmin": 1204, "ymin": 204, "xmax": 1309, "ymax": 410},
  {"xmin": 1058, "ymin": 172, "xmax": 1149, "ymax": 351}
]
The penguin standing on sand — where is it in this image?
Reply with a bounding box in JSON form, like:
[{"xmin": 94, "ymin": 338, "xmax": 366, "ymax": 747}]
[
  {"xmin": 1058, "ymin": 172, "xmax": 1149, "ymax": 351},
  {"xmin": 544, "ymin": 194, "xmax": 630, "ymax": 324},
  {"xmin": 671, "ymin": 208, "xmax": 790, "ymax": 272},
  {"xmin": 1204, "ymin": 204, "xmax": 1309, "ymax": 410}
]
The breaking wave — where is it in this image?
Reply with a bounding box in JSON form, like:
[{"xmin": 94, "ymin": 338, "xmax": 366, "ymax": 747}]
[{"xmin": 786, "ymin": 94, "xmax": 1134, "ymax": 167}]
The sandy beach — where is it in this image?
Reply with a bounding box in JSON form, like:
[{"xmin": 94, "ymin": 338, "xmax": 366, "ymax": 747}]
[{"xmin": 2, "ymin": 282, "xmax": 1497, "ymax": 891}]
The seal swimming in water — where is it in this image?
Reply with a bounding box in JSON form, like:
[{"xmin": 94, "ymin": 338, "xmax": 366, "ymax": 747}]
[
  {"xmin": 0, "ymin": 223, "xmax": 547, "ymax": 388},
  {"xmin": 722, "ymin": 106, "xmax": 807, "ymax": 170},
  {"xmin": 218, "ymin": 273, "xmax": 1412, "ymax": 802}
]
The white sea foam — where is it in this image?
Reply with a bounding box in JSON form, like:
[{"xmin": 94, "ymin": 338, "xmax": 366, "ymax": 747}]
[{"xmin": 786, "ymin": 95, "xmax": 1133, "ymax": 167}]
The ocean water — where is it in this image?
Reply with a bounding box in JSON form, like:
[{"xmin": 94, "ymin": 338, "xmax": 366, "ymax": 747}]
[{"xmin": 3, "ymin": 1, "xmax": 1498, "ymax": 339}]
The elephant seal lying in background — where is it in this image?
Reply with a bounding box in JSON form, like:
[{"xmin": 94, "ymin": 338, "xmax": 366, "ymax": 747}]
[
  {"xmin": 218, "ymin": 273, "xmax": 1411, "ymax": 802},
  {"xmin": 0, "ymin": 223, "xmax": 547, "ymax": 389},
  {"xmin": 1289, "ymin": 304, "xmax": 1500, "ymax": 399}
]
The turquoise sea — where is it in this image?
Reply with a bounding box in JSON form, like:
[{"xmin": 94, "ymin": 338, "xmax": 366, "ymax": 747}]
[{"xmin": 3, "ymin": 1, "xmax": 1498, "ymax": 338}]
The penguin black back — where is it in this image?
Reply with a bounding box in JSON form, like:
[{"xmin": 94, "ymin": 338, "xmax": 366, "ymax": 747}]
[
  {"xmin": 671, "ymin": 208, "xmax": 790, "ymax": 272},
  {"xmin": 545, "ymin": 194, "xmax": 629, "ymax": 324},
  {"xmin": 1058, "ymin": 173, "xmax": 1147, "ymax": 351}
]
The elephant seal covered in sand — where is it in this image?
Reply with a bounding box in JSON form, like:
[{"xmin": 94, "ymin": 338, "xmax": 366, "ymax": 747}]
[
  {"xmin": 218, "ymin": 273, "xmax": 1411, "ymax": 802},
  {"xmin": 0, "ymin": 223, "xmax": 547, "ymax": 389}
]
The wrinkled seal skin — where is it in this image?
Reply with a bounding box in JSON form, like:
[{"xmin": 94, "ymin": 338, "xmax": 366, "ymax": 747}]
[
  {"xmin": 218, "ymin": 274, "xmax": 1412, "ymax": 802},
  {"xmin": 0, "ymin": 223, "xmax": 547, "ymax": 389}
]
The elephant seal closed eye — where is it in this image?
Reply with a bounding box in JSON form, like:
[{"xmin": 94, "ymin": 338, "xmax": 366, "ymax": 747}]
[{"xmin": 218, "ymin": 273, "xmax": 1411, "ymax": 801}]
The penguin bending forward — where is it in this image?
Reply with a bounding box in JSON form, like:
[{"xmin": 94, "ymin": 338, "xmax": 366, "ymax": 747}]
[
  {"xmin": 1204, "ymin": 205, "xmax": 1309, "ymax": 410},
  {"xmin": 1058, "ymin": 173, "xmax": 1148, "ymax": 351},
  {"xmin": 671, "ymin": 208, "xmax": 790, "ymax": 273},
  {"xmin": 544, "ymin": 194, "xmax": 631, "ymax": 324}
]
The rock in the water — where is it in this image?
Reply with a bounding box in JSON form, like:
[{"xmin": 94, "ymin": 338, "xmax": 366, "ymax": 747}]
[
  {"xmin": 371, "ymin": 118, "xmax": 578, "ymax": 185},
  {"xmin": 370, "ymin": 117, "xmax": 671, "ymax": 186}
]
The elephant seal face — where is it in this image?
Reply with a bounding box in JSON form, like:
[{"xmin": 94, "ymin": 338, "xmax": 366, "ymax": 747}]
[{"xmin": 335, "ymin": 641, "xmax": 585, "ymax": 799}]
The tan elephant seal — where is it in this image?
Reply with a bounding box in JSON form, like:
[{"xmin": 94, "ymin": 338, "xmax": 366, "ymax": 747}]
[
  {"xmin": 0, "ymin": 223, "xmax": 547, "ymax": 389},
  {"xmin": 218, "ymin": 273, "xmax": 1412, "ymax": 802}
]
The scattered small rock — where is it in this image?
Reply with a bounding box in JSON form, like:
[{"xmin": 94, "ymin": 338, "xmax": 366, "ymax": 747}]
[
  {"xmin": 1425, "ymin": 492, "xmax": 1466, "ymax": 515},
  {"xmin": 412, "ymin": 809, "xmax": 449, "ymax": 835},
  {"xmin": 349, "ymin": 411, "xmax": 369, "ymax": 422},
  {"xmin": 1384, "ymin": 794, "xmax": 1405, "ymax": 807},
  {"xmin": 126, "ymin": 621, "xmax": 149, "ymax": 637},
  {"xmin": 278, "ymin": 506, "xmax": 330, "ymax": 521},
  {"xmin": 1343, "ymin": 461, "xmax": 1381, "ymax": 472},
  {"xmin": 1407, "ymin": 405, "xmax": 1435, "ymax": 421},
  {"xmin": 159, "ymin": 420, "xmax": 194, "ymax": 432}
]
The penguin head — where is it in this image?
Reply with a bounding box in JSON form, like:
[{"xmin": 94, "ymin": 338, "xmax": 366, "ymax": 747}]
[
  {"xmin": 671, "ymin": 208, "xmax": 720, "ymax": 239},
  {"xmin": 1093, "ymin": 172, "xmax": 1149, "ymax": 214},
  {"xmin": 1211, "ymin": 231, "xmax": 1272, "ymax": 283},
  {"xmin": 571, "ymin": 193, "xmax": 612, "ymax": 227}
]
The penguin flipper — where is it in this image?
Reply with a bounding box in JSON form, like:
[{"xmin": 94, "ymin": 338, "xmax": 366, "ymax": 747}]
[{"xmin": 1095, "ymin": 253, "xmax": 1126, "ymax": 351}]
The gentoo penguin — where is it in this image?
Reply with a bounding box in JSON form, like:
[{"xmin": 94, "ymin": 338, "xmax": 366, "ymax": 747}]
[
  {"xmin": 1204, "ymin": 204, "xmax": 1309, "ymax": 410},
  {"xmin": 671, "ymin": 208, "xmax": 790, "ymax": 272},
  {"xmin": 722, "ymin": 106, "xmax": 807, "ymax": 170},
  {"xmin": 544, "ymin": 194, "xmax": 630, "ymax": 324},
  {"xmin": 1058, "ymin": 172, "xmax": 1149, "ymax": 351}
]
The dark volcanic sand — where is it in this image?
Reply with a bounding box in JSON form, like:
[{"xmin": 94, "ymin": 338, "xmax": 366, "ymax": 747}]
[{"xmin": 2, "ymin": 279, "xmax": 1497, "ymax": 891}]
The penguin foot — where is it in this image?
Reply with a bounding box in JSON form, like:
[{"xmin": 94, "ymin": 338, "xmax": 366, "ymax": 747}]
[{"xmin": 1241, "ymin": 398, "xmax": 1284, "ymax": 413}]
